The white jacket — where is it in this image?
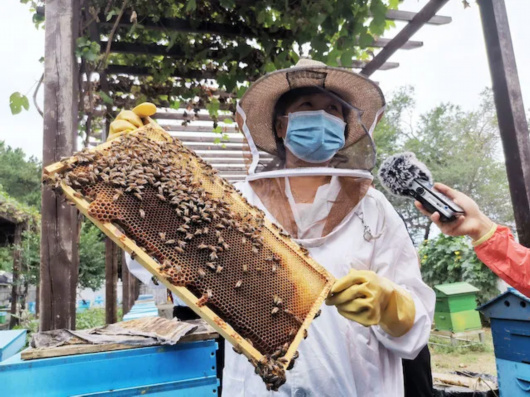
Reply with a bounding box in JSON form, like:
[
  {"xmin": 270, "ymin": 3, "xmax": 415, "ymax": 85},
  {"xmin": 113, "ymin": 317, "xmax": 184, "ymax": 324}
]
[{"xmin": 222, "ymin": 183, "xmax": 435, "ymax": 397}]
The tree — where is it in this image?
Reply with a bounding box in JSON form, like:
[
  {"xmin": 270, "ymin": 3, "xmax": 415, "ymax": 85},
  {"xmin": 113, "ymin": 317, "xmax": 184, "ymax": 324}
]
[
  {"xmin": 0, "ymin": 141, "xmax": 42, "ymax": 208},
  {"xmin": 373, "ymin": 87, "xmax": 513, "ymax": 244},
  {"xmin": 78, "ymin": 222, "xmax": 106, "ymax": 291}
]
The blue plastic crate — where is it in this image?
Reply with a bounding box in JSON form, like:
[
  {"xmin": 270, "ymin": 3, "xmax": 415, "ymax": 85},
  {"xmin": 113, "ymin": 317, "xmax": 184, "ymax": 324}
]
[
  {"xmin": 28, "ymin": 302, "xmax": 36, "ymax": 314},
  {"xmin": 0, "ymin": 329, "xmax": 27, "ymax": 362},
  {"xmin": 77, "ymin": 300, "xmax": 91, "ymax": 313},
  {"xmin": 0, "ymin": 340, "xmax": 218, "ymax": 396},
  {"xmin": 497, "ymin": 358, "xmax": 530, "ymax": 396}
]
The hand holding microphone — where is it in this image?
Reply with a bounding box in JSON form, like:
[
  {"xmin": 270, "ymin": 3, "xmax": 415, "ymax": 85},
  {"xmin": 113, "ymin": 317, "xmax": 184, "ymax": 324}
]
[
  {"xmin": 414, "ymin": 182, "xmax": 494, "ymax": 241},
  {"xmin": 378, "ymin": 152, "xmax": 494, "ymax": 241}
]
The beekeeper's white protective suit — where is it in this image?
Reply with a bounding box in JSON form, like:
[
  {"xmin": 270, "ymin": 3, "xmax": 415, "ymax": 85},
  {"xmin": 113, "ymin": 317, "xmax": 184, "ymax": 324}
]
[{"xmin": 222, "ymin": 59, "xmax": 435, "ymax": 397}]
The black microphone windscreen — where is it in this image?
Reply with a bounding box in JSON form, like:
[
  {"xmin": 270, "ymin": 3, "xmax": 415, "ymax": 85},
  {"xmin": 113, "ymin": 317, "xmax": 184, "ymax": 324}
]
[{"xmin": 377, "ymin": 152, "xmax": 433, "ymax": 196}]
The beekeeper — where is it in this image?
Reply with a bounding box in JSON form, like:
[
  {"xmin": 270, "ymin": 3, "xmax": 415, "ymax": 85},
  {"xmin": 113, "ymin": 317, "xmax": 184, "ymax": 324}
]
[{"xmin": 109, "ymin": 59, "xmax": 435, "ymax": 397}]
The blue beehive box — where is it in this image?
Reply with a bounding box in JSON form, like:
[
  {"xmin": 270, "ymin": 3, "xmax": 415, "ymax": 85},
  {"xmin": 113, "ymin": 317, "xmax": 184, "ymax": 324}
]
[
  {"xmin": 478, "ymin": 288, "xmax": 530, "ymax": 396},
  {"xmin": 0, "ymin": 340, "xmax": 218, "ymax": 396},
  {"xmin": 0, "ymin": 329, "xmax": 27, "ymax": 362},
  {"xmin": 77, "ymin": 300, "xmax": 91, "ymax": 313}
]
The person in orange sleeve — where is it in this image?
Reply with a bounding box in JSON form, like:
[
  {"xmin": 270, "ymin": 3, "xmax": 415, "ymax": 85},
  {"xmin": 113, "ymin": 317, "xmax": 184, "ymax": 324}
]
[{"xmin": 415, "ymin": 182, "xmax": 530, "ymax": 297}]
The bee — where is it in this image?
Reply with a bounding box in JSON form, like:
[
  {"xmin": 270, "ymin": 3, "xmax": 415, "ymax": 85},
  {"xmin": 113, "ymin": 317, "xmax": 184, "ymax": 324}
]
[
  {"xmin": 165, "ymin": 239, "xmax": 176, "ymax": 245},
  {"xmin": 198, "ymin": 243, "xmax": 208, "ymax": 250},
  {"xmin": 203, "ymin": 227, "xmax": 209, "ymax": 234},
  {"xmin": 194, "ymin": 229, "xmax": 202, "ymax": 236},
  {"xmin": 139, "ymin": 209, "xmax": 146, "ymax": 219},
  {"xmin": 292, "ymin": 351, "xmax": 299, "ymax": 360},
  {"xmin": 73, "ymin": 192, "xmax": 83, "ymax": 198},
  {"xmin": 185, "ymin": 233, "xmax": 194, "ymax": 241},
  {"xmin": 279, "ymin": 230, "xmax": 290, "ymax": 237},
  {"xmin": 235, "ymin": 280, "xmax": 242, "ymax": 289},
  {"xmin": 245, "ymin": 338, "xmax": 254, "ymax": 347},
  {"xmin": 181, "ymin": 224, "xmax": 190, "ymax": 230},
  {"xmin": 256, "ymin": 267, "xmax": 262, "ymax": 272},
  {"xmin": 183, "ymin": 216, "xmax": 191, "ymax": 223},
  {"xmin": 197, "ymin": 289, "xmax": 212, "ymax": 307},
  {"xmin": 159, "ymin": 232, "xmax": 166, "ymax": 241},
  {"xmin": 175, "ymin": 247, "xmax": 184, "ymax": 254},
  {"xmin": 198, "ymin": 268, "xmax": 207, "ymax": 279},
  {"xmin": 288, "ymin": 328, "xmax": 297, "ymax": 338},
  {"xmin": 209, "ymin": 252, "xmax": 218, "ymax": 261},
  {"xmin": 273, "ymin": 295, "xmax": 283, "ymax": 307},
  {"xmin": 206, "ymin": 262, "xmax": 216, "ymax": 271},
  {"xmin": 177, "ymin": 240, "xmax": 186, "ymax": 248},
  {"xmin": 216, "ymin": 265, "xmax": 223, "ymax": 274},
  {"xmin": 314, "ymin": 309, "xmax": 322, "ymax": 319},
  {"xmin": 271, "ymin": 349, "xmax": 282, "ymax": 359},
  {"xmin": 177, "ymin": 227, "xmax": 187, "ymax": 233},
  {"xmin": 252, "ymin": 246, "xmax": 259, "ymax": 255},
  {"xmin": 130, "ymin": 251, "xmax": 137, "ymax": 260},
  {"xmin": 222, "ymin": 243, "xmax": 229, "ymax": 250},
  {"xmin": 241, "ymin": 237, "xmax": 247, "ymax": 245},
  {"xmin": 303, "ymin": 329, "xmax": 308, "ymax": 339},
  {"xmin": 134, "ymin": 192, "xmax": 143, "ymax": 201},
  {"xmin": 294, "ymin": 316, "xmax": 304, "ymax": 325},
  {"xmin": 232, "ymin": 344, "xmax": 242, "ymax": 355},
  {"xmin": 272, "ymin": 264, "xmax": 277, "ymax": 273},
  {"xmin": 271, "ymin": 307, "xmax": 280, "ymax": 315}
]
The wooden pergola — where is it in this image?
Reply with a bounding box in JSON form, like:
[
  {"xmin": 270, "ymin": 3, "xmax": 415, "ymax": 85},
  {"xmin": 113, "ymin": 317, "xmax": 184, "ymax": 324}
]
[{"xmin": 39, "ymin": 0, "xmax": 530, "ymax": 331}]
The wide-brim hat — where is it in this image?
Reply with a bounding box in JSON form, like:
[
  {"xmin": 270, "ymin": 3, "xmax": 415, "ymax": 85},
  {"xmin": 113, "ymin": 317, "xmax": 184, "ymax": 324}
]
[{"xmin": 237, "ymin": 59, "xmax": 386, "ymax": 157}]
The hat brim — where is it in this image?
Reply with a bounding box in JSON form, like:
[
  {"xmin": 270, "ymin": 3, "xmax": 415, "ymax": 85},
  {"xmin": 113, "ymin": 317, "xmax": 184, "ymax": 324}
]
[{"xmin": 238, "ymin": 65, "xmax": 386, "ymax": 156}]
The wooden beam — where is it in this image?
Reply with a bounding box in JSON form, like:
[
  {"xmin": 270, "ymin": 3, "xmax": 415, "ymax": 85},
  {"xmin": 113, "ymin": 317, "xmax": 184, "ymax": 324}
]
[
  {"xmin": 154, "ymin": 112, "xmax": 234, "ymax": 122},
  {"xmin": 478, "ymin": 0, "xmax": 530, "ymax": 247},
  {"xmin": 163, "ymin": 125, "xmax": 239, "ymax": 134},
  {"xmin": 122, "ymin": 251, "xmax": 132, "ymax": 316},
  {"xmin": 169, "ymin": 131, "xmax": 244, "ymax": 142},
  {"xmin": 361, "ymin": 0, "xmax": 451, "ymax": 77},
  {"xmin": 105, "ymin": 238, "xmax": 119, "ymax": 324},
  {"xmin": 40, "ymin": 0, "xmax": 80, "ymax": 332},
  {"xmin": 9, "ymin": 224, "xmax": 23, "ymax": 329},
  {"xmin": 106, "ymin": 65, "xmax": 219, "ymax": 80},
  {"xmin": 371, "ymin": 38, "xmax": 422, "ymax": 51},
  {"xmin": 384, "ymin": 9, "xmax": 451, "ymax": 25}
]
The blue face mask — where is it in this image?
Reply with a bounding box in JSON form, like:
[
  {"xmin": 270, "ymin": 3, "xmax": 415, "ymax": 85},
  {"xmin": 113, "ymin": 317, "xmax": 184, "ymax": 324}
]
[{"xmin": 284, "ymin": 110, "xmax": 346, "ymax": 163}]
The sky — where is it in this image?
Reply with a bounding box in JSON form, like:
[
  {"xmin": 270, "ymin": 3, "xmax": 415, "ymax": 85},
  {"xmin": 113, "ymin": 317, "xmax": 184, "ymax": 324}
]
[{"xmin": 0, "ymin": 0, "xmax": 529, "ymax": 160}]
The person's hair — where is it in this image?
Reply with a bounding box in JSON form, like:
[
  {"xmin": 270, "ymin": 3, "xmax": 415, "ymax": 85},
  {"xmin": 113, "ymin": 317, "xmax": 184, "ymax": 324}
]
[{"xmin": 264, "ymin": 87, "xmax": 348, "ymax": 170}]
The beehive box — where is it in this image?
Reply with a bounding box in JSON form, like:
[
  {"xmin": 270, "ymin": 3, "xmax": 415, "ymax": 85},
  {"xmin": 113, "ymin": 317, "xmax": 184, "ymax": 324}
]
[
  {"xmin": 434, "ymin": 282, "xmax": 482, "ymax": 332},
  {"xmin": 43, "ymin": 120, "xmax": 335, "ymax": 391}
]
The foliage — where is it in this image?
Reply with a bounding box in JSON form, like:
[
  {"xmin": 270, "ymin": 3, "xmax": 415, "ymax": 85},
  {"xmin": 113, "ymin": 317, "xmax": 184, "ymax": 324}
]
[
  {"xmin": 78, "ymin": 222, "xmax": 106, "ymax": 291},
  {"xmin": 76, "ymin": 308, "xmax": 123, "ymax": 330},
  {"xmin": 373, "ymin": 87, "xmax": 513, "ymax": 244},
  {"xmin": 0, "ymin": 185, "xmax": 40, "ymax": 226},
  {"xmin": 18, "ymin": 230, "xmax": 41, "ymax": 287},
  {"xmin": 419, "ymin": 234, "xmax": 499, "ymax": 306},
  {"xmin": 9, "ymin": 92, "xmax": 30, "ymax": 115},
  {"xmin": 0, "ymin": 141, "xmax": 42, "ymax": 209},
  {"xmin": 0, "ymin": 247, "xmax": 12, "ymax": 272}
]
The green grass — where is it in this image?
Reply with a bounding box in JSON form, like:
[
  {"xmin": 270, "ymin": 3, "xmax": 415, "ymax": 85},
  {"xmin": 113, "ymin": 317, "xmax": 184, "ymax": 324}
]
[{"xmin": 76, "ymin": 308, "xmax": 123, "ymax": 330}]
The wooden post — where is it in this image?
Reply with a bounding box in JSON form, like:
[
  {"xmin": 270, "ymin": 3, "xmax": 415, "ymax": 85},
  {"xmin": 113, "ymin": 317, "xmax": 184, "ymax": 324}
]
[
  {"xmin": 478, "ymin": 0, "xmax": 530, "ymax": 247},
  {"xmin": 9, "ymin": 224, "xmax": 23, "ymax": 328},
  {"xmin": 122, "ymin": 252, "xmax": 135, "ymax": 315},
  {"xmin": 105, "ymin": 238, "xmax": 118, "ymax": 324},
  {"xmin": 40, "ymin": 0, "xmax": 80, "ymax": 331}
]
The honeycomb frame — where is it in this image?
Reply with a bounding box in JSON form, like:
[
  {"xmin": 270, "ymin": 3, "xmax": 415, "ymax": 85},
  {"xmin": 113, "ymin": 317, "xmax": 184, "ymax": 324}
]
[{"xmin": 43, "ymin": 119, "xmax": 335, "ymax": 377}]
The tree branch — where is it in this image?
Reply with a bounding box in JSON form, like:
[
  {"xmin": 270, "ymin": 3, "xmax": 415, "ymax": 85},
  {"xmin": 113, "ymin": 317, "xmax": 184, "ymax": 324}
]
[
  {"xmin": 33, "ymin": 73, "xmax": 44, "ymax": 117},
  {"xmin": 99, "ymin": 0, "xmax": 129, "ymax": 68}
]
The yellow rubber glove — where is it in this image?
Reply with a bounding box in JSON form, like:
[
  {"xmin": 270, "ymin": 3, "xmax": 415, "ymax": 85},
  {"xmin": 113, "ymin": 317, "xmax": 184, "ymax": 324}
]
[
  {"xmin": 325, "ymin": 269, "xmax": 416, "ymax": 337},
  {"xmin": 107, "ymin": 102, "xmax": 157, "ymax": 141}
]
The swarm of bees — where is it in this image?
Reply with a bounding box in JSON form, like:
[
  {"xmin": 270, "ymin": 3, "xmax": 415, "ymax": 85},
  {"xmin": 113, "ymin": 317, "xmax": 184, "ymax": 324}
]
[{"xmin": 43, "ymin": 130, "xmax": 325, "ymax": 392}]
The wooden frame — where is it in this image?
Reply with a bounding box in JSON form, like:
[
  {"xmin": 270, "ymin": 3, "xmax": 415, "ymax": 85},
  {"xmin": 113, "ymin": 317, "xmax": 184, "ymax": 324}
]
[{"xmin": 43, "ymin": 120, "xmax": 335, "ymax": 368}]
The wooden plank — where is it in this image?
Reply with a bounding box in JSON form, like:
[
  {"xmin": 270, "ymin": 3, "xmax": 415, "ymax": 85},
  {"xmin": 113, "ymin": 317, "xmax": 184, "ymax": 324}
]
[
  {"xmin": 163, "ymin": 125, "xmax": 240, "ymax": 134},
  {"xmin": 9, "ymin": 223, "xmax": 23, "ymax": 328},
  {"xmin": 154, "ymin": 112, "xmax": 234, "ymax": 122},
  {"xmin": 195, "ymin": 150, "xmax": 272, "ymax": 159},
  {"xmin": 478, "ymin": 0, "xmax": 530, "ymax": 248},
  {"xmin": 371, "ymin": 38, "xmax": 422, "ymax": 51},
  {"xmin": 40, "ymin": 0, "xmax": 80, "ymax": 332},
  {"xmin": 384, "ymin": 9, "xmax": 451, "ymax": 25},
  {"xmin": 43, "ymin": 122, "xmax": 334, "ymax": 369},
  {"xmin": 105, "ymin": 238, "xmax": 118, "ymax": 324},
  {"xmin": 361, "ymin": 0, "xmax": 451, "ymax": 77},
  {"xmin": 21, "ymin": 330, "xmax": 219, "ymax": 360},
  {"xmin": 170, "ymin": 132, "xmax": 243, "ymax": 142}
]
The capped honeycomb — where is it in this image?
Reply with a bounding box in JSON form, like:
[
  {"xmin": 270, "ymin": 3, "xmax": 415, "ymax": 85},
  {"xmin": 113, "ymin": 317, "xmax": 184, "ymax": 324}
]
[{"xmin": 43, "ymin": 123, "xmax": 334, "ymax": 391}]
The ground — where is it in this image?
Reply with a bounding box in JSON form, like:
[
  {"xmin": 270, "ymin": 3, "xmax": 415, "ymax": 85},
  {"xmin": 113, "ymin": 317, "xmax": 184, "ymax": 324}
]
[{"xmin": 430, "ymin": 328, "xmax": 497, "ymax": 376}]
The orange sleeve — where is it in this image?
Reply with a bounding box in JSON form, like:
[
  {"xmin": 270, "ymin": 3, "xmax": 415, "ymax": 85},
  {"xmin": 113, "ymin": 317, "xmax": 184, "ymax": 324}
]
[{"xmin": 474, "ymin": 225, "xmax": 530, "ymax": 297}]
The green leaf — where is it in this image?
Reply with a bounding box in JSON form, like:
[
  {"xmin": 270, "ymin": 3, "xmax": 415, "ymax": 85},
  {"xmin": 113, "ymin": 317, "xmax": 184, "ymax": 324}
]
[
  {"xmin": 223, "ymin": 118, "xmax": 233, "ymax": 125},
  {"xmin": 220, "ymin": 0, "xmax": 235, "ymax": 9},
  {"xmin": 213, "ymin": 138, "xmax": 221, "ymax": 144},
  {"xmin": 170, "ymin": 100, "xmax": 181, "ymax": 110},
  {"xmin": 340, "ymin": 48, "xmax": 356, "ymax": 67},
  {"xmin": 9, "ymin": 92, "xmax": 30, "ymax": 115},
  {"xmin": 359, "ymin": 31, "xmax": 374, "ymax": 48},
  {"xmin": 237, "ymin": 85, "xmax": 248, "ymax": 98},
  {"xmin": 185, "ymin": 0, "xmax": 197, "ymax": 13},
  {"xmin": 99, "ymin": 91, "xmax": 114, "ymax": 105},
  {"xmin": 213, "ymin": 126, "xmax": 223, "ymax": 134},
  {"xmin": 106, "ymin": 10, "xmax": 117, "ymax": 21}
]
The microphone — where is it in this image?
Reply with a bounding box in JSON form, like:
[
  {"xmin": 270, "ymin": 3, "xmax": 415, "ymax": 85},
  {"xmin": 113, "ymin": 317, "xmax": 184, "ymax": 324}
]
[{"xmin": 378, "ymin": 152, "xmax": 464, "ymax": 222}]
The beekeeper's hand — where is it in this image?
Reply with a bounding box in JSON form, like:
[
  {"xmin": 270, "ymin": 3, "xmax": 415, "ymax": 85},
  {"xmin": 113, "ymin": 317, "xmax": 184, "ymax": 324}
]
[
  {"xmin": 326, "ymin": 269, "xmax": 416, "ymax": 337},
  {"xmin": 414, "ymin": 183, "xmax": 494, "ymax": 242},
  {"xmin": 107, "ymin": 102, "xmax": 157, "ymax": 141}
]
